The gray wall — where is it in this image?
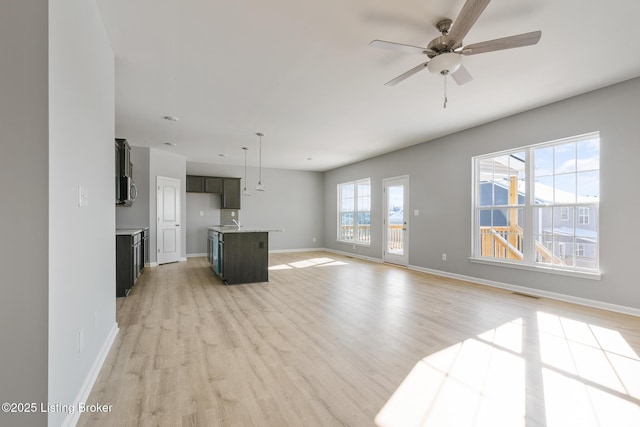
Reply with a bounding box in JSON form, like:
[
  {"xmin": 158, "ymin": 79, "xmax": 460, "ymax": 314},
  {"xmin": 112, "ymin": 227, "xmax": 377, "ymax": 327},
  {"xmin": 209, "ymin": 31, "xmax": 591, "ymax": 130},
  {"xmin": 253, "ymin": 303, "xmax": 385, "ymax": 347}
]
[
  {"xmin": 149, "ymin": 148, "xmax": 187, "ymax": 263},
  {"xmin": 1, "ymin": 1, "xmax": 116, "ymax": 426},
  {"xmin": 324, "ymin": 77, "xmax": 640, "ymax": 311},
  {"xmin": 0, "ymin": 1, "xmax": 49, "ymax": 425},
  {"xmin": 48, "ymin": 1, "xmax": 117, "ymax": 426},
  {"xmin": 116, "ymin": 146, "xmax": 150, "ymax": 230},
  {"xmin": 186, "ymin": 192, "xmax": 221, "ymax": 254},
  {"xmin": 187, "ymin": 162, "xmax": 325, "ymax": 253}
]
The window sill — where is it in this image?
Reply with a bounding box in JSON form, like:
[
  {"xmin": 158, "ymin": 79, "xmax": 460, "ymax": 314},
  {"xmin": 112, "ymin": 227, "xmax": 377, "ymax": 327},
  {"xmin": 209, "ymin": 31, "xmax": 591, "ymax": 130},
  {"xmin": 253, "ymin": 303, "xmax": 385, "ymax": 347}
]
[
  {"xmin": 468, "ymin": 257, "xmax": 602, "ymax": 280},
  {"xmin": 336, "ymin": 240, "xmax": 371, "ymax": 247}
]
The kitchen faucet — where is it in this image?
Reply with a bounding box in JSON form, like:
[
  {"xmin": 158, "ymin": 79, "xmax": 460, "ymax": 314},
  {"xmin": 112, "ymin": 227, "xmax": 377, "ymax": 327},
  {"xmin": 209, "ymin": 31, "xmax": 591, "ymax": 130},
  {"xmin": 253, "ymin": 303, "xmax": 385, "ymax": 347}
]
[{"xmin": 232, "ymin": 219, "xmax": 241, "ymax": 229}]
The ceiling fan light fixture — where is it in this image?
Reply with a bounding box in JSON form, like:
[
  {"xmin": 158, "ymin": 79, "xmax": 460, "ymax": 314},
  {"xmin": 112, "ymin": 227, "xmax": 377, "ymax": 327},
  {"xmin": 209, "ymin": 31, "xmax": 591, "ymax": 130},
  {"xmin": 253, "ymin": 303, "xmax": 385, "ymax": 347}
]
[{"xmin": 427, "ymin": 52, "xmax": 462, "ymax": 75}]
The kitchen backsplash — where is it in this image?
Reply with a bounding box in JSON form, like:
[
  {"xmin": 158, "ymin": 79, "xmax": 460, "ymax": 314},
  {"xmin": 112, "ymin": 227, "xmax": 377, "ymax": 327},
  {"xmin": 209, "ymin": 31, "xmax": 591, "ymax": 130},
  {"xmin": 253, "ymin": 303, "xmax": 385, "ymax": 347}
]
[{"xmin": 220, "ymin": 209, "xmax": 239, "ymax": 225}]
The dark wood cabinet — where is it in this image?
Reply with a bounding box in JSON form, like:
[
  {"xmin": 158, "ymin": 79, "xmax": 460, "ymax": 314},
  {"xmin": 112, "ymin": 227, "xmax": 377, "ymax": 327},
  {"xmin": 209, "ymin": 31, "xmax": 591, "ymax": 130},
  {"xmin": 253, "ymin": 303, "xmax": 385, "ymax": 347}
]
[
  {"xmin": 115, "ymin": 138, "xmax": 132, "ymax": 177},
  {"xmin": 220, "ymin": 232, "xmax": 268, "ymax": 284},
  {"xmin": 186, "ymin": 175, "xmax": 241, "ymax": 209},
  {"xmin": 222, "ymin": 178, "xmax": 241, "ymax": 209},
  {"xmin": 186, "ymin": 175, "xmax": 205, "ymax": 192},
  {"xmin": 116, "ymin": 229, "xmax": 145, "ymax": 297},
  {"xmin": 205, "ymin": 177, "xmax": 222, "ymax": 193},
  {"xmin": 115, "ymin": 139, "xmax": 135, "ymax": 206}
]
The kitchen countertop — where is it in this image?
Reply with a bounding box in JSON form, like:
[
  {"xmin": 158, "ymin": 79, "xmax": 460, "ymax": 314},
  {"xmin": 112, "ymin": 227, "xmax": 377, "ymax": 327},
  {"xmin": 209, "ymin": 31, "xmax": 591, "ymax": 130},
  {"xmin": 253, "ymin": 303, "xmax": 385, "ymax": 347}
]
[{"xmin": 209, "ymin": 226, "xmax": 284, "ymax": 234}]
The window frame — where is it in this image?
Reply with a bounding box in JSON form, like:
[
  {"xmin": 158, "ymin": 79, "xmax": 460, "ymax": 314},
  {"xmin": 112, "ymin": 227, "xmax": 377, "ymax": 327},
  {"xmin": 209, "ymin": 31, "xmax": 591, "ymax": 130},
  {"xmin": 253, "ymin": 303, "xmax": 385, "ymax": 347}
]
[
  {"xmin": 471, "ymin": 132, "xmax": 600, "ymax": 278},
  {"xmin": 337, "ymin": 178, "xmax": 371, "ymax": 245}
]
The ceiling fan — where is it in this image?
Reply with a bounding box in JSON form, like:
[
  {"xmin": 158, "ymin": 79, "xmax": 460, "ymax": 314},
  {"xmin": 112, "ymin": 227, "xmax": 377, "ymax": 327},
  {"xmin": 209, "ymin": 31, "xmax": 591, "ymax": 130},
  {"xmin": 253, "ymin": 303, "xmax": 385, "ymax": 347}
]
[{"xmin": 370, "ymin": 0, "xmax": 541, "ymax": 106}]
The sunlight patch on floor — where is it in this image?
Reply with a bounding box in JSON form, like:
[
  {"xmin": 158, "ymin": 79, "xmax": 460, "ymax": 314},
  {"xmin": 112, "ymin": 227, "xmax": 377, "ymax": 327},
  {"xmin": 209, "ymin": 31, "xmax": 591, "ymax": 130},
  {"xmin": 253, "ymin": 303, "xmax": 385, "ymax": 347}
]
[
  {"xmin": 376, "ymin": 314, "xmax": 640, "ymax": 426},
  {"xmin": 269, "ymin": 257, "xmax": 347, "ymax": 271}
]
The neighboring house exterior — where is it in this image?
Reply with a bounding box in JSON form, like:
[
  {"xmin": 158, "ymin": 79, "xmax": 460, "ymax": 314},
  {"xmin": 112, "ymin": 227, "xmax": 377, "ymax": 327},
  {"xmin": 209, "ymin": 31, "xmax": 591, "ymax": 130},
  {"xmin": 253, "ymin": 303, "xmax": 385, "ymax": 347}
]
[{"xmin": 479, "ymin": 180, "xmax": 598, "ymax": 269}]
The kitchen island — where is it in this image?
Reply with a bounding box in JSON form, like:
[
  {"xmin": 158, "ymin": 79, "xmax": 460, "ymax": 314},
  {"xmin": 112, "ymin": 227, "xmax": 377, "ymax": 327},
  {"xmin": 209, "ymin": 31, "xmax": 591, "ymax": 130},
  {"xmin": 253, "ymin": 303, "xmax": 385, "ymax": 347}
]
[{"xmin": 208, "ymin": 226, "xmax": 282, "ymax": 285}]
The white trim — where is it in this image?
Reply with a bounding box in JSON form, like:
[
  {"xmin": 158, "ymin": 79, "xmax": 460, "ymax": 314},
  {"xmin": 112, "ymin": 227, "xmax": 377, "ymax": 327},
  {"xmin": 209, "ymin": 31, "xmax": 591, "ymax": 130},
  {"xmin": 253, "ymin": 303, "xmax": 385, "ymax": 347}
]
[
  {"xmin": 180, "ymin": 257, "xmax": 187, "ymax": 262},
  {"xmin": 468, "ymin": 256, "xmax": 601, "ymax": 280},
  {"xmin": 146, "ymin": 262, "xmax": 158, "ymax": 268},
  {"xmin": 408, "ymin": 264, "xmax": 638, "ymax": 317},
  {"xmin": 335, "ymin": 240, "xmax": 371, "ymax": 247},
  {"xmin": 270, "ymin": 248, "xmax": 326, "ymax": 253},
  {"xmin": 324, "ymin": 248, "xmax": 383, "ymax": 264},
  {"xmin": 61, "ymin": 323, "xmax": 119, "ymax": 427},
  {"xmin": 186, "ymin": 253, "xmax": 207, "ymax": 258},
  {"xmin": 382, "ymin": 175, "xmax": 410, "ymax": 267}
]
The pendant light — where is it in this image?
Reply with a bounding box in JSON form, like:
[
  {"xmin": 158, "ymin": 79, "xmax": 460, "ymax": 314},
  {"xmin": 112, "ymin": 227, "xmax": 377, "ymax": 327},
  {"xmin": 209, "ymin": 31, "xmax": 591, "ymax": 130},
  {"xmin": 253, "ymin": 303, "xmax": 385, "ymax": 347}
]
[
  {"xmin": 241, "ymin": 147, "xmax": 250, "ymax": 196},
  {"xmin": 256, "ymin": 132, "xmax": 266, "ymax": 191}
]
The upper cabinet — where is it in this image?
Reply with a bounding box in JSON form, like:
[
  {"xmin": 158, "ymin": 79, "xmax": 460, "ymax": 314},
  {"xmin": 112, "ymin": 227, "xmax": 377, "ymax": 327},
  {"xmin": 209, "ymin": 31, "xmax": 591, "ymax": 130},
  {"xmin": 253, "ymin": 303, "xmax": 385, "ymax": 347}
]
[
  {"xmin": 222, "ymin": 178, "xmax": 241, "ymax": 209},
  {"xmin": 186, "ymin": 175, "xmax": 241, "ymax": 209},
  {"xmin": 205, "ymin": 177, "xmax": 222, "ymax": 194},
  {"xmin": 186, "ymin": 175, "xmax": 205, "ymax": 192},
  {"xmin": 115, "ymin": 138, "xmax": 132, "ymax": 177},
  {"xmin": 115, "ymin": 139, "xmax": 136, "ymax": 206}
]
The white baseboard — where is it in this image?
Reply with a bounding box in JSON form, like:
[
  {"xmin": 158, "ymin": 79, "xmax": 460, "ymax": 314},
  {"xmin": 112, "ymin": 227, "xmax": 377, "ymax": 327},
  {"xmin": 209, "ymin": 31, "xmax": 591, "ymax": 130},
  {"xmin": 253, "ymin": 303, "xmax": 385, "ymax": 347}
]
[
  {"xmin": 146, "ymin": 262, "xmax": 157, "ymax": 268},
  {"xmin": 324, "ymin": 248, "xmax": 383, "ymax": 264},
  {"xmin": 269, "ymin": 247, "xmax": 326, "ymax": 254},
  {"xmin": 186, "ymin": 253, "xmax": 207, "ymax": 258},
  {"xmin": 408, "ymin": 264, "xmax": 640, "ymax": 317},
  {"xmin": 61, "ymin": 322, "xmax": 119, "ymax": 427}
]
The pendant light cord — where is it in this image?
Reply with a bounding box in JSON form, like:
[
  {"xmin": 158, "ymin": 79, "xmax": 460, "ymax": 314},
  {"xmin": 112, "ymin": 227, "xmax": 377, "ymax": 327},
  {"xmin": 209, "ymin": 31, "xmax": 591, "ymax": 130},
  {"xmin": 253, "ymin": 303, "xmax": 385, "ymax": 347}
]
[{"xmin": 258, "ymin": 134, "xmax": 262, "ymax": 185}]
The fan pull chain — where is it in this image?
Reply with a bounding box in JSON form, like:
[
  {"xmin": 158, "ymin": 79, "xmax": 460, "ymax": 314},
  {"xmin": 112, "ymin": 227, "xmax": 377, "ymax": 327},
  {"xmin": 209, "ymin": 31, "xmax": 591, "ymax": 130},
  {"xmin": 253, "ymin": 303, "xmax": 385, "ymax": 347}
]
[{"xmin": 443, "ymin": 72, "xmax": 448, "ymax": 109}]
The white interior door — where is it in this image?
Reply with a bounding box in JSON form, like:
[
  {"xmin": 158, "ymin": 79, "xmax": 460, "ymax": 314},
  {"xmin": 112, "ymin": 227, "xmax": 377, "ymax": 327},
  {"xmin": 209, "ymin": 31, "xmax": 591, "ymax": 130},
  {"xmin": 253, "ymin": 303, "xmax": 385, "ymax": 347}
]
[
  {"xmin": 383, "ymin": 176, "xmax": 409, "ymax": 266},
  {"xmin": 157, "ymin": 176, "xmax": 181, "ymax": 264}
]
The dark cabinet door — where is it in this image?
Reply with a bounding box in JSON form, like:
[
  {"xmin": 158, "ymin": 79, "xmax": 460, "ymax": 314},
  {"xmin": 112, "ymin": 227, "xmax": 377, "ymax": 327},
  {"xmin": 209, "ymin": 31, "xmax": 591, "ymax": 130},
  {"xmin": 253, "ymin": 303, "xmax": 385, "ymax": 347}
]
[
  {"xmin": 186, "ymin": 175, "xmax": 205, "ymax": 192},
  {"xmin": 116, "ymin": 231, "xmax": 144, "ymax": 297},
  {"xmin": 222, "ymin": 232, "xmax": 268, "ymax": 284},
  {"xmin": 222, "ymin": 178, "xmax": 241, "ymax": 209},
  {"xmin": 115, "ymin": 138, "xmax": 131, "ymax": 177},
  {"xmin": 116, "ymin": 235, "xmax": 135, "ymax": 297},
  {"xmin": 205, "ymin": 177, "xmax": 222, "ymax": 193}
]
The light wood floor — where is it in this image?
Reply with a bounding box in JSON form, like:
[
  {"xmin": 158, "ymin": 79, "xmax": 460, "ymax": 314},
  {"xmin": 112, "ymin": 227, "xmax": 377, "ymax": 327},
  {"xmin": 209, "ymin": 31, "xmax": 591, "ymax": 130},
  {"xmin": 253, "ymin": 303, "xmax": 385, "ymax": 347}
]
[{"xmin": 79, "ymin": 252, "xmax": 640, "ymax": 426}]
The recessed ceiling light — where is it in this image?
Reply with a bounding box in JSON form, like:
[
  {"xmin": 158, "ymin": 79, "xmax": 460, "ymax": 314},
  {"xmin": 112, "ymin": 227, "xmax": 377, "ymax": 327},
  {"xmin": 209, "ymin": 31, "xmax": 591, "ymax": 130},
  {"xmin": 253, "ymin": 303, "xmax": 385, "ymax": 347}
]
[
  {"xmin": 162, "ymin": 115, "xmax": 179, "ymax": 122},
  {"xmin": 164, "ymin": 142, "xmax": 177, "ymax": 146}
]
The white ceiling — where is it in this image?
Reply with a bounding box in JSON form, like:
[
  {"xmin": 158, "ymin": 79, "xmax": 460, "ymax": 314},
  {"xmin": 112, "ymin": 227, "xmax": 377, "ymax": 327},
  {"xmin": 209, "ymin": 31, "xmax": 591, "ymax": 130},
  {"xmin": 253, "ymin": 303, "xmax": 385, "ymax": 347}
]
[{"xmin": 96, "ymin": 0, "xmax": 640, "ymax": 172}]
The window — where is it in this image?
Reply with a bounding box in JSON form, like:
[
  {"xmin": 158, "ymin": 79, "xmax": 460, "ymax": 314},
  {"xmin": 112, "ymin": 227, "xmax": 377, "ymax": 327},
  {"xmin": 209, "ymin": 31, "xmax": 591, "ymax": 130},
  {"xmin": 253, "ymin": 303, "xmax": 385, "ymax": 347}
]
[
  {"xmin": 473, "ymin": 132, "xmax": 600, "ymax": 273},
  {"xmin": 578, "ymin": 207, "xmax": 590, "ymax": 225},
  {"xmin": 338, "ymin": 178, "xmax": 371, "ymax": 244}
]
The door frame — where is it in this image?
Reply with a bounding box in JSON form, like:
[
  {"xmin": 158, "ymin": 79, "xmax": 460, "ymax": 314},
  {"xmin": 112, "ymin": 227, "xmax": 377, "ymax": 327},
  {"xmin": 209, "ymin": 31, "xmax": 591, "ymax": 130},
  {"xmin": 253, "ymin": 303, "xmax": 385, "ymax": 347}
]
[
  {"xmin": 156, "ymin": 176, "xmax": 182, "ymax": 265},
  {"xmin": 382, "ymin": 175, "xmax": 410, "ymax": 266}
]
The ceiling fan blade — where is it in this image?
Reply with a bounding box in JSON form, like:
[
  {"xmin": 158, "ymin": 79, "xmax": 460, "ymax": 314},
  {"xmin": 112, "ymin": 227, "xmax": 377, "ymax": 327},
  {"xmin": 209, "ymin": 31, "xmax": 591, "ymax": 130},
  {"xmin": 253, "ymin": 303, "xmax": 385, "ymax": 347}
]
[
  {"xmin": 370, "ymin": 40, "xmax": 434, "ymax": 55},
  {"xmin": 384, "ymin": 62, "xmax": 429, "ymax": 86},
  {"xmin": 462, "ymin": 31, "xmax": 542, "ymax": 55},
  {"xmin": 451, "ymin": 64, "xmax": 473, "ymax": 85},
  {"xmin": 448, "ymin": 0, "xmax": 491, "ymax": 46}
]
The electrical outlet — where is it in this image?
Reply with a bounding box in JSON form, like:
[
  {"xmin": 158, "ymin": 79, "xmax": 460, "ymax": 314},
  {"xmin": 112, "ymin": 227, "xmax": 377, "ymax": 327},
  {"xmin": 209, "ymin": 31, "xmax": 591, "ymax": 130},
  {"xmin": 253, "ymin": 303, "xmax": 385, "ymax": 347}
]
[
  {"xmin": 200, "ymin": 210, "xmax": 204, "ymax": 216},
  {"xmin": 313, "ymin": 237, "xmax": 317, "ymax": 242},
  {"xmin": 442, "ymin": 253, "xmax": 447, "ymax": 261}
]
